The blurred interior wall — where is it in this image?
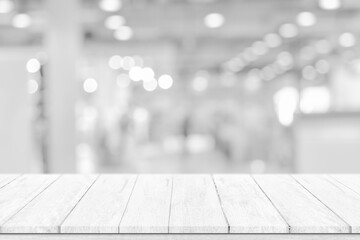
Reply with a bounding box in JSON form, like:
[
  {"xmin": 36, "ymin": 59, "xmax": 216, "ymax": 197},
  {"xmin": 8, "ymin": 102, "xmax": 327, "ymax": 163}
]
[
  {"xmin": 45, "ymin": 0, "xmax": 81, "ymax": 172},
  {"xmin": 295, "ymin": 113, "xmax": 360, "ymax": 173},
  {"xmin": 0, "ymin": 47, "xmax": 39, "ymax": 173}
]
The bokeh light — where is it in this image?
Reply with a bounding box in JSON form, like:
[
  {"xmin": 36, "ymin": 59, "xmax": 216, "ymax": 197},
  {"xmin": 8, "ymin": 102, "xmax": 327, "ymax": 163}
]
[
  {"xmin": 158, "ymin": 74, "xmax": 174, "ymax": 90},
  {"xmin": 104, "ymin": 15, "xmax": 125, "ymax": 30},
  {"xmin": 129, "ymin": 66, "xmax": 143, "ymax": 81},
  {"xmin": 122, "ymin": 56, "xmax": 135, "ymax": 70},
  {"xmin": 192, "ymin": 76, "xmax": 208, "ymax": 92},
  {"xmin": 204, "ymin": 13, "xmax": 225, "ymax": 28},
  {"xmin": 99, "ymin": 0, "xmax": 122, "ymax": 12},
  {"xmin": 27, "ymin": 79, "xmax": 38, "ymax": 94},
  {"xmin": 338, "ymin": 32, "xmax": 356, "ymax": 47},
  {"xmin": 108, "ymin": 55, "xmax": 123, "ymax": 70},
  {"xmin": 141, "ymin": 67, "xmax": 155, "ymax": 82},
  {"xmin": 0, "ymin": 0, "xmax": 14, "ymax": 14},
  {"xmin": 143, "ymin": 78, "xmax": 157, "ymax": 91},
  {"xmin": 319, "ymin": 0, "xmax": 341, "ymax": 10},
  {"xmin": 296, "ymin": 12, "xmax": 317, "ymax": 27},
  {"xmin": 114, "ymin": 26, "xmax": 133, "ymax": 41},
  {"xmin": 264, "ymin": 33, "xmax": 282, "ymax": 48},
  {"xmin": 83, "ymin": 78, "xmax": 98, "ymax": 93},
  {"xmin": 26, "ymin": 58, "xmax": 41, "ymax": 73},
  {"xmin": 279, "ymin": 23, "xmax": 298, "ymax": 38},
  {"xmin": 12, "ymin": 13, "xmax": 31, "ymax": 28}
]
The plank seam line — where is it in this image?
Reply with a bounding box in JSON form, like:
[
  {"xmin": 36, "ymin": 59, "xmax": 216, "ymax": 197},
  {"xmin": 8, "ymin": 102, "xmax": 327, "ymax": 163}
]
[
  {"xmin": 118, "ymin": 175, "xmax": 139, "ymax": 233},
  {"xmin": 291, "ymin": 175, "xmax": 352, "ymax": 233},
  {"xmin": 0, "ymin": 175, "xmax": 22, "ymax": 190},
  {"xmin": 329, "ymin": 175, "xmax": 360, "ymax": 199},
  {"xmin": 0, "ymin": 174, "xmax": 61, "ymax": 233},
  {"xmin": 211, "ymin": 175, "xmax": 230, "ymax": 234},
  {"xmin": 167, "ymin": 175, "xmax": 174, "ymax": 234},
  {"xmin": 251, "ymin": 175, "xmax": 291, "ymax": 234},
  {"xmin": 58, "ymin": 175, "xmax": 100, "ymax": 233}
]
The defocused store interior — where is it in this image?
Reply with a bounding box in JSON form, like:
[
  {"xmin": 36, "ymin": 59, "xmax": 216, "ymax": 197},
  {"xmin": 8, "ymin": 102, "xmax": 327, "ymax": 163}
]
[{"xmin": 1, "ymin": 0, "xmax": 360, "ymax": 173}]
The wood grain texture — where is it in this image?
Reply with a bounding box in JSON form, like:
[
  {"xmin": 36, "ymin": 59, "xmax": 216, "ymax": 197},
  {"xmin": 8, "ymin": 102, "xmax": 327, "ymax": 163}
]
[
  {"xmin": 1, "ymin": 175, "xmax": 98, "ymax": 233},
  {"xmin": 213, "ymin": 175, "xmax": 289, "ymax": 233},
  {"xmin": 294, "ymin": 175, "xmax": 360, "ymax": 233},
  {"xmin": 119, "ymin": 175, "xmax": 172, "ymax": 233},
  {"xmin": 0, "ymin": 175, "xmax": 19, "ymax": 189},
  {"xmin": 60, "ymin": 175, "xmax": 137, "ymax": 233},
  {"xmin": 253, "ymin": 175, "xmax": 349, "ymax": 233},
  {"xmin": 331, "ymin": 175, "xmax": 360, "ymax": 196},
  {"xmin": 169, "ymin": 175, "xmax": 228, "ymax": 233},
  {"xmin": 1, "ymin": 234, "xmax": 360, "ymax": 240},
  {"xmin": 0, "ymin": 175, "xmax": 59, "ymax": 228}
]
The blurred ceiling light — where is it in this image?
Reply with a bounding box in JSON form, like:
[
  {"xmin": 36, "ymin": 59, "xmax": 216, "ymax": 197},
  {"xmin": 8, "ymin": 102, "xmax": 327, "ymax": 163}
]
[
  {"xmin": 277, "ymin": 51, "xmax": 293, "ymax": 67},
  {"xmin": 338, "ymin": 32, "xmax": 356, "ymax": 47},
  {"xmin": 141, "ymin": 67, "xmax": 155, "ymax": 82},
  {"xmin": 274, "ymin": 87, "xmax": 299, "ymax": 126},
  {"xmin": 225, "ymin": 57, "xmax": 244, "ymax": 72},
  {"xmin": 244, "ymin": 70, "xmax": 262, "ymax": 92},
  {"xmin": 242, "ymin": 47, "xmax": 258, "ymax": 62},
  {"xmin": 104, "ymin": 15, "xmax": 125, "ymax": 30},
  {"xmin": 129, "ymin": 66, "xmax": 143, "ymax": 81},
  {"xmin": 315, "ymin": 39, "xmax": 332, "ymax": 54},
  {"xmin": 279, "ymin": 23, "xmax": 298, "ymax": 38},
  {"xmin": 27, "ymin": 79, "xmax": 38, "ymax": 94},
  {"xmin": 302, "ymin": 65, "xmax": 317, "ymax": 80},
  {"xmin": 252, "ymin": 41, "xmax": 269, "ymax": 56},
  {"xmin": 99, "ymin": 0, "xmax": 122, "ymax": 12},
  {"xmin": 296, "ymin": 11, "xmax": 317, "ymax": 27},
  {"xmin": 300, "ymin": 87, "xmax": 330, "ymax": 113},
  {"xmin": 0, "ymin": 0, "xmax": 14, "ymax": 14},
  {"xmin": 264, "ymin": 33, "xmax": 282, "ymax": 48},
  {"xmin": 143, "ymin": 78, "xmax": 157, "ymax": 92},
  {"xmin": 116, "ymin": 73, "xmax": 130, "ymax": 88},
  {"xmin": 260, "ymin": 66, "xmax": 275, "ymax": 81},
  {"xmin": 158, "ymin": 74, "xmax": 173, "ymax": 90},
  {"xmin": 204, "ymin": 13, "xmax": 225, "ymax": 28},
  {"xmin": 83, "ymin": 78, "xmax": 98, "ymax": 93},
  {"xmin": 26, "ymin": 58, "xmax": 41, "ymax": 73},
  {"xmin": 192, "ymin": 76, "xmax": 208, "ymax": 92},
  {"xmin": 12, "ymin": 13, "xmax": 31, "ymax": 28},
  {"xmin": 108, "ymin": 55, "xmax": 122, "ymax": 69},
  {"xmin": 121, "ymin": 56, "xmax": 135, "ymax": 70},
  {"xmin": 315, "ymin": 59, "xmax": 330, "ymax": 74},
  {"xmin": 114, "ymin": 26, "xmax": 133, "ymax": 41},
  {"xmin": 272, "ymin": 62, "xmax": 286, "ymax": 75},
  {"xmin": 318, "ymin": 0, "xmax": 341, "ymax": 10}
]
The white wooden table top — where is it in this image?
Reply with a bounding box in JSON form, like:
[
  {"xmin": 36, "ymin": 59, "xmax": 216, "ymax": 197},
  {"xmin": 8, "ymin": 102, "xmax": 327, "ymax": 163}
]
[{"xmin": 0, "ymin": 174, "xmax": 359, "ymax": 234}]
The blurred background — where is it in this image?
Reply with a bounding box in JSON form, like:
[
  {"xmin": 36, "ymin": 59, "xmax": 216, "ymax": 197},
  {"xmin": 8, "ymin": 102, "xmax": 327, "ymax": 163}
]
[{"xmin": 1, "ymin": 0, "xmax": 360, "ymax": 174}]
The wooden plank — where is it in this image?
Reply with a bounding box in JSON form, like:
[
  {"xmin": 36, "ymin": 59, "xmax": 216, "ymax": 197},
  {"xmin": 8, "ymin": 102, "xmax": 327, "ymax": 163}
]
[
  {"xmin": 0, "ymin": 175, "xmax": 59, "ymax": 228},
  {"xmin": 0, "ymin": 175, "xmax": 19, "ymax": 189},
  {"xmin": 1, "ymin": 234, "xmax": 360, "ymax": 240},
  {"xmin": 253, "ymin": 175, "xmax": 349, "ymax": 233},
  {"xmin": 1, "ymin": 175, "xmax": 98, "ymax": 233},
  {"xmin": 331, "ymin": 175, "xmax": 360, "ymax": 196},
  {"xmin": 119, "ymin": 175, "xmax": 172, "ymax": 233},
  {"xmin": 61, "ymin": 175, "xmax": 137, "ymax": 233},
  {"xmin": 294, "ymin": 175, "xmax": 360, "ymax": 233},
  {"xmin": 213, "ymin": 175, "xmax": 289, "ymax": 233},
  {"xmin": 169, "ymin": 175, "xmax": 228, "ymax": 233}
]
